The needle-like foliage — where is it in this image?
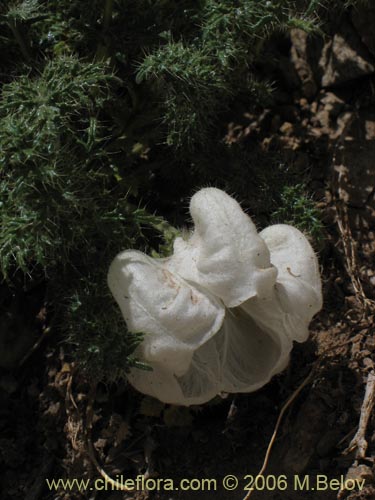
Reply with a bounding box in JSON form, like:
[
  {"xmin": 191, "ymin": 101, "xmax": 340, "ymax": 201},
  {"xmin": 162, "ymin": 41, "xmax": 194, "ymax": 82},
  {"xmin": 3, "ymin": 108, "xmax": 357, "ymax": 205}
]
[
  {"xmin": 0, "ymin": 55, "xmax": 166, "ymax": 376},
  {"xmin": 271, "ymin": 184, "xmax": 324, "ymax": 244},
  {"xmin": 0, "ymin": 0, "xmax": 328, "ymax": 379}
]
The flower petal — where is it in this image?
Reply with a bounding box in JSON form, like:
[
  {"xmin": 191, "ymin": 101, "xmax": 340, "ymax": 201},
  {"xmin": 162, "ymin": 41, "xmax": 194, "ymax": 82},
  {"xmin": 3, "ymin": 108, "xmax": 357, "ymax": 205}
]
[
  {"xmin": 259, "ymin": 224, "xmax": 322, "ymax": 341},
  {"xmin": 216, "ymin": 305, "xmax": 290, "ymax": 393},
  {"xmin": 107, "ymin": 250, "xmax": 225, "ymax": 376},
  {"xmin": 134, "ymin": 302, "xmax": 292, "ymax": 405},
  {"xmin": 108, "ymin": 195, "xmax": 323, "ymax": 406},
  {"xmin": 127, "ymin": 342, "xmax": 220, "ymax": 406},
  {"xmin": 167, "ymin": 188, "xmax": 278, "ymax": 307}
]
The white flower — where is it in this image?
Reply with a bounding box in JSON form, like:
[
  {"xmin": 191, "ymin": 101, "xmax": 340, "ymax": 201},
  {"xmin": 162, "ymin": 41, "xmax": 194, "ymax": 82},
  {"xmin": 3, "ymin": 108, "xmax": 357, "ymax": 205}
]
[{"xmin": 108, "ymin": 188, "xmax": 322, "ymax": 406}]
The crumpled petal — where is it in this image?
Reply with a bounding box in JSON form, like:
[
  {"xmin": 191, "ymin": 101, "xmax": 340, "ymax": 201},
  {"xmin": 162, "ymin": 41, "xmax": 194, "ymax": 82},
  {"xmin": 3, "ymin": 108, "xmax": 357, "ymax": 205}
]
[
  {"xmin": 127, "ymin": 304, "xmax": 290, "ymax": 405},
  {"xmin": 216, "ymin": 305, "xmax": 289, "ymax": 393},
  {"xmin": 167, "ymin": 188, "xmax": 278, "ymax": 307},
  {"xmin": 259, "ymin": 224, "xmax": 322, "ymax": 342},
  {"xmin": 127, "ymin": 341, "xmax": 221, "ymax": 406},
  {"xmin": 107, "ymin": 250, "xmax": 225, "ymax": 377},
  {"xmin": 178, "ymin": 305, "xmax": 288, "ymax": 399},
  {"xmin": 107, "ymin": 189, "xmax": 323, "ymax": 406}
]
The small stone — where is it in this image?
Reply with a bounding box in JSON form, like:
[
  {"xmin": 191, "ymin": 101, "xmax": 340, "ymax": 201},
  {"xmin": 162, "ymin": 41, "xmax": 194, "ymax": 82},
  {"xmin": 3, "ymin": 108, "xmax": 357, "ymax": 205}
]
[
  {"xmin": 346, "ymin": 464, "xmax": 374, "ymax": 484},
  {"xmin": 279, "ymin": 121, "xmax": 294, "ymax": 135},
  {"xmin": 319, "ymin": 20, "xmax": 375, "ymax": 87}
]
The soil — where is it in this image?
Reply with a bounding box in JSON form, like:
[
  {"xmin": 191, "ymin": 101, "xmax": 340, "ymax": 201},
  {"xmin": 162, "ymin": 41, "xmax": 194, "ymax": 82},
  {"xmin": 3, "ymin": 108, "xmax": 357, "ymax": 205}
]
[{"xmin": 1, "ymin": 5, "xmax": 375, "ymax": 500}]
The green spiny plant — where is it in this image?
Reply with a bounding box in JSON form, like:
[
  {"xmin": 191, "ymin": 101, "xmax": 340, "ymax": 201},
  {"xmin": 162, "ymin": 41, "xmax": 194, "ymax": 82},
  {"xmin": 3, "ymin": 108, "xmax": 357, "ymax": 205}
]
[
  {"xmin": 135, "ymin": 0, "xmax": 321, "ymax": 149},
  {"xmin": 0, "ymin": 0, "xmax": 329, "ymax": 379},
  {"xmin": 0, "ymin": 56, "xmax": 166, "ymax": 376},
  {"xmin": 271, "ymin": 184, "xmax": 324, "ymax": 244}
]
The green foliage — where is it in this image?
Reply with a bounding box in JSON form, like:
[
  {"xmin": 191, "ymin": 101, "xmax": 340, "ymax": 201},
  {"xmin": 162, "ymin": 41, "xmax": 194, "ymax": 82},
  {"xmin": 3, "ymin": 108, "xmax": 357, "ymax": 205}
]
[
  {"xmin": 0, "ymin": 56, "xmax": 116, "ymax": 274},
  {"xmin": 0, "ymin": 55, "xmax": 165, "ymax": 377},
  {"xmin": 4, "ymin": 0, "xmax": 41, "ymax": 22},
  {"xmin": 136, "ymin": 0, "xmax": 321, "ymax": 148},
  {"xmin": 271, "ymin": 184, "xmax": 324, "ymax": 244},
  {"xmin": 62, "ymin": 273, "xmax": 152, "ymax": 380},
  {"xmin": 0, "ymin": 0, "xmax": 328, "ymax": 379}
]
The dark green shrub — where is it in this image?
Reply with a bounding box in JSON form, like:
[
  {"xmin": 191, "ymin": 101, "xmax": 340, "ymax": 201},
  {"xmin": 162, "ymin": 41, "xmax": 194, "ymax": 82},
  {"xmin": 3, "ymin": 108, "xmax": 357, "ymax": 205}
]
[{"xmin": 0, "ymin": 0, "xmax": 324, "ymax": 379}]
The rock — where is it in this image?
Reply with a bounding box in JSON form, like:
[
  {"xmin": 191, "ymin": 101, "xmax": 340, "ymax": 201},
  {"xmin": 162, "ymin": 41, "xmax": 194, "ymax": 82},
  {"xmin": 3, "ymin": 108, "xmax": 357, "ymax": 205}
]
[
  {"xmin": 319, "ymin": 19, "xmax": 375, "ymax": 87},
  {"xmin": 313, "ymin": 91, "xmax": 345, "ymax": 131},
  {"xmin": 291, "ymin": 17, "xmax": 375, "ymax": 91},
  {"xmin": 352, "ymin": 3, "xmax": 375, "ymax": 57},
  {"xmin": 290, "ymin": 29, "xmax": 318, "ymax": 99},
  {"xmin": 333, "ymin": 111, "xmax": 375, "ymax": 208},
  {"xmin": 279, "ymin": 121, "xmax": 294, "ymax": 136},
  {"xmin": 282, "ymin": 390, "xmax": 332, "ymax": 473},
  {"xmin": 346, "ymin": 464, "xmax": 374, "ymax": 485}
]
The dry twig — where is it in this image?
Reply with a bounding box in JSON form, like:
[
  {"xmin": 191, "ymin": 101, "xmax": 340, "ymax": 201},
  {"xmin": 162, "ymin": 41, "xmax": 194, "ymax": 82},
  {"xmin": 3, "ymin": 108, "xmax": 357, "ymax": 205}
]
[
  {"xmin": 331, "ymin": 109, "xmax": 375, "ymax": 316},
  {"xmin": 242, "ymin": 368, "xmax": 315, "ymax": 500},
  {"xmin": 85, "ymin": 384, "xmax": 142, "ymax": 491},
  {"xmin": 65, "ymin": 367, "xmax": 82, "ymax": 452},
  {"xmin": 337, "ymin": 371, "xmax": 375, "ymax": 499},
  {"xmin": 18, "ymin": 327, "xmax": 50, "ymax": 367},
  {"xmin": 343, "ymin": 370, "xmax": 375, "ymax": 460},
  {"xmin": 242, "ymin": 338, "xmax": 357, "ymax": 500},
  {"xmin": 335, "ymin": 204, "xmax": 375, "ymax": 315}
]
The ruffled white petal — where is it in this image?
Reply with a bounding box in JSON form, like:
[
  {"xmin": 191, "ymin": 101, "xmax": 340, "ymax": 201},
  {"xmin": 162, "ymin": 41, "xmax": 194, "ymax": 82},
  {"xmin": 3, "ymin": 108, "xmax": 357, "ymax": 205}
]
[
  {"xmin": 107, "ymin": 250, "xmax": 225, "ymax": 377},
  {"xmin": 127, "ymin": 312, "xmax": 281, "ymax": 406},
  {"xmin": 128, "ymin": 304, "xmax": 291, "ymax": 405},
  {"xmin": 259, "ymin": 224, "xmax": 322, "ymax": 341},
  {"xmin": 127, "ymin": 341, "xmax": 221, "ymax": 406},
  {"xmin": 107, "ymin": 189, "xmax": 323, "ymax": 406},
  {"xmin": 167, "ymin": 188, "xmax": 278, "ymax": 307}
]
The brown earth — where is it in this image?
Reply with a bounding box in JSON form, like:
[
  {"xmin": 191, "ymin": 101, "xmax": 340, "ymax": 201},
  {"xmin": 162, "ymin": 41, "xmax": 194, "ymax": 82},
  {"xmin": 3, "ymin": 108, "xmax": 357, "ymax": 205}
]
[{"xmin": 1, "ymin": 5, "xmax": 375, "ymax": 500}]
